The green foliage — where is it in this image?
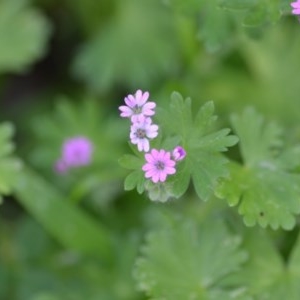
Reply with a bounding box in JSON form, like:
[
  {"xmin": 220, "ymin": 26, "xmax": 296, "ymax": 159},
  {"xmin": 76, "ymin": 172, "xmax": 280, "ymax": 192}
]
[
  {"xmin": 160, "ymin": 92, "xmax": 238, "ymax": 200},
  {"xmin": 2, "ymin": 0, "xmax": 300, "ymax": 299},
  {"xmin": 14, "ymin": 166, "xmax": 112, "ymax": 259},
  {"xmin": 217, "ymin": 0, "xmax": 287, "ymax": 26},
  {"xmin": 0, "ymin": 217, "xmax": 142, "ymax": 300},
  {"xmin": 134, "ymin": 215, "xmax": 248, "ymax": 300},
  {"xmin": 227, "ymin": 229, "xmax": 300, "ymax": 299},
  {"xmin": 72, "ymin": 0, "xmax": 180, "ymax": 92},
  {"xmin": 0, "ymin": 0, "xmax": 51, "ymax": 74},
  {"xmin": 0, "ymin": 122, "xmax": 22, "ymax": 203},
  {"xmin": 28, "ymin": 97, "xmax": 126, "ymax": 204},
  {"xmin": 120, "ymin": 92, "xmax": 238, "ymax": 202},
  {"xmin": 216, "ymin": 108, "xmax": 300, "ymax": 230}
]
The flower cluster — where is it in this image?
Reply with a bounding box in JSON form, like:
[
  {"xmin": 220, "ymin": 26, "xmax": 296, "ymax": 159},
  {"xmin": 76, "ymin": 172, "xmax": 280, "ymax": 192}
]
[
  {"xmin": 291, "ymin": 0, "xmax": 300, "ymax": 15},
  {"xmin": 119, "ymin": 90, "xmax": 186, "ymax": 183},
  {"xmin": 55, "ymin": 136, "xmax": 94, "ymax": 174}
]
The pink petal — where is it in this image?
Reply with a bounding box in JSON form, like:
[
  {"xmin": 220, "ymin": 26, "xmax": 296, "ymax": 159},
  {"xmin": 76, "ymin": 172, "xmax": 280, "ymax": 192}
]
[
  {"xmin": 137, "ymin": 91, "xmax": 149, "ymax": 106},
  {"xmin": 159, "ymin": 172, "xmax": 167, "ymax": 182},
  {"xmin": 152, "ymin": 173, "xmax": 160, "ymax": 183},
  {"xmin": 142, "ymin": 102, "xmax": 156, "ymax": 115},
  {"xmin": 165, "ymin": 166, "xmax": 176, "ymax": 174},
  {"xmin": 142, "ymin": 139, "xmax": 150, "ymax": 152},
  {"xmin": 124, "ymin": 95, "xmax": 136, "ymax": 107},
  {"xmin": 145, "ymin": 169, "xmax": 158, "ymax": 178},
  {"xmin": 142, "ymin": 163, "xmax": 154, "ymax": 171},
  {"xmin": 151, "ymin": 149, "xmax": 160, "ymax": 159},
  {"xmin": 119, "ymin": 106, "xmax": 133, "ymax": 117},
  {"xmin": 158, "ymin": 150, "xmax": 166, "ymax": 160},
  {"xmin": 292, "ymin": 8, "xmax": 300, "ymax": 14},
  {"xmin": 291, "ymin": 2, "xmax": 300, "ymax": 8},
  {"xmin": 145, "ymin": 153, "xmax": 155, "ymax": 163}
]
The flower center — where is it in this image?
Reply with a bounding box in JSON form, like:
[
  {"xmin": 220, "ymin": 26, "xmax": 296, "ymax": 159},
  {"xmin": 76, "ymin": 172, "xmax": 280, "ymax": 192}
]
[
  {"xmin": 133, "ymin": 105, "xmax": 142, "ymax": 114},
  {"xmin": 155, "ymin": 161, "xmax": 165, "ymax": 170},
  {"xmin": 135, "ymin": 128, "xmax": 146, "ymax": 139}
]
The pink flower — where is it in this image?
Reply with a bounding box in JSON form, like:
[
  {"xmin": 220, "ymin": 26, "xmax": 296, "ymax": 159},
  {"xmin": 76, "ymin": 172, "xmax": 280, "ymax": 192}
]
[
  {"xmin": 172, "ymin": 146, "xmax": 186, "ymax": 161},
  {"xmin": 54, "ymin": 136, "xmax": 94, "ymax": 173},
  {"xmin": 119, "ymin": 89, "xmax": 156, "ymax": 122},
  {"xmin": 142, "ymin": 149, "xmax": 176, "ymax": 183},
  {"xmin": 54, "ymin": 159, "xmax": 68, "ymax": 174},
  {"xmin": 291, "ymin": 1, "xmax": 300, "ymax": 14},
  {"xmin": 130, "ymin": 117, "xmax": 158, "ymax": 152}
]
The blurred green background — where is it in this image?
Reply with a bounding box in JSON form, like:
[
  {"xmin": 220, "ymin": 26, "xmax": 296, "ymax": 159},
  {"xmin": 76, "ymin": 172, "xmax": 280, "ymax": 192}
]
[{"xmin": 0, "ymin": 0, "xmax": 299, "ymax": 299}]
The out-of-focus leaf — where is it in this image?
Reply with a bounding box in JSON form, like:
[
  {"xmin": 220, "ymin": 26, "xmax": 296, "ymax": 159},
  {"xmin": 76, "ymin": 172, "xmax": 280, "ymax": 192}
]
[
  {"xmin": 29, "ymin": 97, "xmax": 126, "ymax": 195},
  {"xmin": 0, "ymin": 122, "xmax": 22, "ymax": 202},
  {"xmin": 134, "ymin": 216, "xmax": 248, "ymax": 299},
  {"xmin": 216, "ymin": 108, "xmax": 300, "ymax": 230},
  {"xmin": 0, "ymin": 0, "xmax": 51, "ymax": 73},
  {"xmin": 218, "ymin": 0, "xmax": 283, "ymax": 26},
  {"xmin": 72, "ymin": 0, "xmax": 180, "ymax": 92},
  {"xmin": 14, "ymin": 166, "xmax": 112, "ymax": 259},
  {"xmin": 118, "ymin": 155, "xmax": 143, "ymax": 170},
  {"xmin": 227, "ymin": 229, "xmax": 300, "ymax": 299}
]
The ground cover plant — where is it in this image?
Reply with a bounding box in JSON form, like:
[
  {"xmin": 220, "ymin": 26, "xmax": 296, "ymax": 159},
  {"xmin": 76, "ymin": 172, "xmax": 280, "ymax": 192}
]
[{"xmin": 1, "ymin": 0, "xmax": 300, "ymax": 299}]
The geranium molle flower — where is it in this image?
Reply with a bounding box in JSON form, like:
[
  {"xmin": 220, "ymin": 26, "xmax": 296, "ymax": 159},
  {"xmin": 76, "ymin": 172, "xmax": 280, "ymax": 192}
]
[
  {"xmin": 130, "ymin": 117, "xmax": 158, "ymax": 152},
  {"xmin": 291, "ymin": 0, "xmax": 300, "ymax": 14},
  {"xmin": 55, "ymin": 136, "xmax": 94, "ymax": 173},
  {"xmin": 142, "ymin": 149, "xmax": 176, "ymax": 183},
  {"xmin": 172, "ymin": 146, "xmax": 186, "ymax": 161},
  {"xmin": 119, "ymin": 89, "xmax": 156, "ymax": 122}
]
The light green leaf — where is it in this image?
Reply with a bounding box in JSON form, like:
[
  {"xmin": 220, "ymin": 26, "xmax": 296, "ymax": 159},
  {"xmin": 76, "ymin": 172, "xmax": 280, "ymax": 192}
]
[
  {"xmin": 72, "ymin": 0, "xmax": 180, "ymax": 92},
  {"xmin": 218, "ymin": 0, "xmax": 282, "ymax": 26},
  {"xmin": 0, "ymin": 122, "xmax": 22, "ymax": 201},
  {"xmin": 218, "ymin": 0, "xmax": 255, "ymax": 10},
  {"xmin": 118, "ymin": 155, "xmax": 143, "ymax": 170},
  {"xmin": 134, "ymin": 217, "xmax": 248, "ymax": 300},
  {"xmin": 228, "ymin": 229, "xmax": 300, "ymax": 300},
  {"xmin": 158, "ymin": 92, "xmax": 238, "ymax": 201},
  {"xmin": 0, "ymin": 0, "xmax": 51, "ymax": 73},
  {"xmin": 216, "ymin": 108, "xmax": 300, "ymax": 229},
  {"xmin": 14, "ymin": 166, "xmax": 112, "ymax": 259},
  {"xmin": 124, "ymin": 170, "xmax": 145, "ymax": 194}
]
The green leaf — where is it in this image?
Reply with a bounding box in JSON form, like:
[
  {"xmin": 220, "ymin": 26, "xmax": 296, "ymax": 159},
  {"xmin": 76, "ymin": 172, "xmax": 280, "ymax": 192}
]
[
  {"xmin": 124, "ymin": 170, "xmax": 145, "ymax": 194},
  {"xmin": 0, "ymin": 122, "xmax": 22, "ymax": 201},
  {"xmin": 134, "ymin": 217, "xmax": 248, "ymax": 300},
  {"xmin": 216, "ymin": 108, "xmax": 300, "ymax": 229},
  {"xmin": 0, "ymin": 0, "xmax": 51, "ymax": 73},
  {"xmin": 118, "ymin": 155, "xmax": 143, "ymax": 170},
  {"xmin": 167, "ymin": 159, "xmax": 191, "ymax": 198},
  {"xmin": 14, "ymin": 166, "xmax": 112, "ymax": 259},
  {"xmin": 218, "ymin": 0, "xmax": 282, "ymax": 26},
  {"xmin": 228, "ymin": 229, "xmax": 300, "ymax": 299},
  {"xmin": 158, "ymin": 92, "xmax": 238, "ymax": 201},
  {"xmin": 72, "ymin": 0, "xmax": 180, "ymax": 92},
  {"xmin": 218, "ymin": 0, "xmax": 255, "ymax": 10}
]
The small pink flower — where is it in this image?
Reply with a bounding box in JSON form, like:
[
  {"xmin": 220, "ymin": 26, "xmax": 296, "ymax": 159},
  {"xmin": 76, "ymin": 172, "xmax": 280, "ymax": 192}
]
[
  {"xmin": 130, "ymin": 117, "xmax": 158, "ymax": 152},
  {"xmin": 291, "ymin": 0, "xmax": 300, "ymax": 14},
  {"xmin": 172, "ymin": 146, "xmax": 186, "ymax": 161},
  {"xmin": 119, "ymin": 89, "xmax": 156, "ymax": 122},
  {"xmin": 54, "ymin": 136, "xmax": 94, "ymax": 173},
  {"xmin": 142, "ymin": 149, "xmax": 176, "ymax": 183},
  {"xmin": 54, "ymin": 159, "xmax": 68, "ymax": 174}
]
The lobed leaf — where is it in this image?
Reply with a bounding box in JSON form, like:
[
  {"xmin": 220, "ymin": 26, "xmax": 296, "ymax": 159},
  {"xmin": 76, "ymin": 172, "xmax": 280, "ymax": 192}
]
[
  {"xmin": 227, "ymin": 229, "xmax": 300, "ymax": 299},
  {"xmin": 134, "ymin": 217, "xmax": 248, "ymax": 300},
  {"xmin": 217, "ymin": 108, "xmax": 300, "ymax": 229},
  {"xmin": 158, "ymin": 92, "xmax": 238, "ymax": 201}
]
